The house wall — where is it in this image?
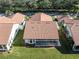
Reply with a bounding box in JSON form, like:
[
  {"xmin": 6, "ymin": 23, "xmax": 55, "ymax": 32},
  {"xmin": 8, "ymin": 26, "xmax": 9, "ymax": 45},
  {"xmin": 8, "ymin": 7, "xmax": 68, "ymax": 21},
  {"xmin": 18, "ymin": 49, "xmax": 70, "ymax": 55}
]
[
  {"xmin": 35, "ymin": 40, "xmax": 61, "ymax": 46},
  {"xmin": 25, "ymin": 39, "xmax": 61, "ymax": 47},
  {"xmin": 0, "ymin": 45, "xmax": 7, "ymax": 51},
  {"xmin": 55, "ymin": 22, "xmax": 60, "ymax": 30},
  {"xmin": 19, "ymin": 20, "xmax": 26, "ymax": 30},
  {"xmin": 6, "ymin": 24, "xmax": 19, "ymax": 51},
  {"xmin": 0, "ymin": 18, "xmax": 26, "ymax": 51}
]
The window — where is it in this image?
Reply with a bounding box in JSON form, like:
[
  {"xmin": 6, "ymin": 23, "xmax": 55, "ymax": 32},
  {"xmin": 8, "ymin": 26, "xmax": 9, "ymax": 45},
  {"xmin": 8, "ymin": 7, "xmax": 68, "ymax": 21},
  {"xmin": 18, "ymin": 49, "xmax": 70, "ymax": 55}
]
[
  {"xmin": 29, "ymin": 40, "xmax": 35, "ymax": 44},
  {"xmin": 30, "ymin": 40, "xmax": 32, "ymax": 43},
  {"xmin": 0, "ymin": 45, "xmax": 2, "ymax": 49},
  {"xmin": 3, "ymin": 45, "xmax": 7, "ymax": 49},
  {"xmin": 52, "ymin": 41, "xmax": 58, "ymax": 45},
  {"xmin": 53, "ymin": 41, "xmax": 57, "ymax": 43},
  {"xmin": 49, "ymin": 41, "xmax": 53, "ymax": 43},
  {"xmin": 75, "ymin": 46, "xmax": 79, "ymax": 49}
]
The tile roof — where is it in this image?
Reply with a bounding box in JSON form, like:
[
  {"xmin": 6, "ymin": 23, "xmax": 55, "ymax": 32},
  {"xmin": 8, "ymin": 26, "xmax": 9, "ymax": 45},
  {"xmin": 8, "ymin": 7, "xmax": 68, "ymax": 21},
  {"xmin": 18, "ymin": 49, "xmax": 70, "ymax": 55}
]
[
  {"xmin": 57, "ymin": 15, "xmax": 79, "ymax": 45},
  {"xmin": 0, "ymin": 23, "xmax": 13, "ymax": 45},
  {"xmin": 0, "ymin": 13, "xmax": 25, "ymax": 45},
  {"xmin": 24, "ymin": 21, "xmax": 59, "ymax": 40},
  {"xmin": 57, "ymin": 15, "xmax": 75, "ymax": 27},
  {"xmin": 0, "ymin": 13, "xmax": 25, "ymax": 24},
  {"xmin": 11, "ymin": 13, "xmax": 25, "ymax": 23},
  {"xmin": 56, "ymin": 15, "xmax": 70, "ymax": 21},
  {"xmin": 24, "ymin": 13, "xmax": 59, "ymax": 40},
  {"xmin": 71, "ymin": 24, "xmax": 79, "ymax": 46},
  {"xmin": 61, "ymin": 18, "xmax": 79, "ymax": 27},
  {"xmin": 30, "ymin": 13, "xmax": 52, "ymax": 21}
]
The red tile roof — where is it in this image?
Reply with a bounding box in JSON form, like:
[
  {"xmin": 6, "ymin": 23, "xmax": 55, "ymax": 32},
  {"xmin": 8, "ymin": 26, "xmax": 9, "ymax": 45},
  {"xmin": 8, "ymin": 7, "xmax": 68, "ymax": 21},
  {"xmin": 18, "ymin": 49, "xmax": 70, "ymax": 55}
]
[
  {"xmin": 11, "ymin": 13, "xmax": 25, "ymax": 23},
  {"xmin": 61, "ymin": 18, "xmax": 79, "ymax": 27},
  {"xmin": 0, "ymin": 13, "xmax": 25, "ymax": 24},
  {"xmin": 71, "ymin": 24, "xmax": 79, "ymax": 46},
  {"xmin": 0, "ymin": 23, "xmax": 13, "ymax": 44},
  {"xmin": 57, "ymin": 15, "xmax": 76, "ymax": 27},
  {"xmin": 24, "ymin": 13, "xmax": 59, "ymax": 40},
  {"xmin": 24, "ymin": 21, "xmax": 59, "ymax": 40},
  {"xmin": 57, "ymin": 15, "xmax": 71, "ymax": 21},
  {"xmin": 57, "ymin": 15, "xmax": 79, "ymax": 45},
  {"xmin": 30, "ymin": 13, "xmax": 52, "ymax": 21},
  {"xmin": 0, "ymin": 13, "xmax": 25, "ymax": 44}
]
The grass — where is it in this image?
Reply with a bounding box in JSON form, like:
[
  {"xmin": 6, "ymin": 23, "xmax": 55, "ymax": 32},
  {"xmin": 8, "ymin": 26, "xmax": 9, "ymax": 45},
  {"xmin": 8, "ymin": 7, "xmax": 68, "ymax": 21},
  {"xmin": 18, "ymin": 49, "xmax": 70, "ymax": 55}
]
[{"xmin": 0, "ymin": 30, "xmax": 79, "ymax": 59}]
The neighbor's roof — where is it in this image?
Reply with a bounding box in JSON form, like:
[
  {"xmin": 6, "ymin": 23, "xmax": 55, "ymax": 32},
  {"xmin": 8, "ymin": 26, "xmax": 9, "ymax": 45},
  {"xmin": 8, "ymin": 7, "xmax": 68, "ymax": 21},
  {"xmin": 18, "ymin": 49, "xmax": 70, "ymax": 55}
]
[
  {"xmin": 64, "ymin": 19, "xmax": 74, "ymax": 27},
  {"xmin": 11, "ymin": 13, "xmax": 25, "ymax": 23},
  {"xmin": 0, "ymin": 13, "xmax": 25, "ymax": 24},
  {"xmin": 56, "ymin": 15, "xmax": 70, "ymax": 21},
  {"xmin": 57, "ymin": 15, "xmax": 73, "ymax": 21},
  {"xmin": 61, "ymin": 18, "xmax": 79, "ymax": 27},
  {"xmin": 57, "ymin": 15, "xmax": 75, "ymax": 27},
  {"xmin": 71, "ymin": 24, "xmax": 79, "ymax": 46},
  {"xmin": 73, "ymin": 20, "xmax": 79, "ymax": 24},
  {"xmin": 30, "ymin": 13, "xmax": 52, "ymax": 21},
  {"xmin": 23, "ymin": 21, "xmax": 59, "ymax": 40},
  {"xmin": 0, "ymin": 16, "xmax": 10, "ymax": 20},
  {"xmin": 0, "ymin": 23, "xmax": 13, "ymax": 45}
]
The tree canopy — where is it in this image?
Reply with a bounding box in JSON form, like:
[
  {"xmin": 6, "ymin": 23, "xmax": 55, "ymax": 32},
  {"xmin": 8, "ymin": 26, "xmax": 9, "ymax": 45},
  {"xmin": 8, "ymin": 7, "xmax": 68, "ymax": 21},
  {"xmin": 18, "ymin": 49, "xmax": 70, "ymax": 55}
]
[{"xmin": 0, "ymin": 0, "xmax": 79, "ymax": 12}]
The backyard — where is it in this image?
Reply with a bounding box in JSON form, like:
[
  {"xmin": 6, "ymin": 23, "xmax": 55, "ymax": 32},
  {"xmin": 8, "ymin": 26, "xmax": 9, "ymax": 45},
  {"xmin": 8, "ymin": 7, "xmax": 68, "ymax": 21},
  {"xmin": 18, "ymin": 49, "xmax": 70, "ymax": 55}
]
[{"xmin": 0, "ymin": 30, "xmax": 79, "ymax": 59}]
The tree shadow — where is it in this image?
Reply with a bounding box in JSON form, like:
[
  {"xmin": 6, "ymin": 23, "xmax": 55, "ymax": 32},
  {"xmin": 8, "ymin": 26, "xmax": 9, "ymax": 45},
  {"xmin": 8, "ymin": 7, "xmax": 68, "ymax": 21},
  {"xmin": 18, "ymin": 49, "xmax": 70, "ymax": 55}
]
[
  {"xmin": 55, "ymin": 30, "xmax": 79, "ymax": 54},
  {"xmin": 13, "ymin": 29, "xmax": 25, "ymax": 47}
]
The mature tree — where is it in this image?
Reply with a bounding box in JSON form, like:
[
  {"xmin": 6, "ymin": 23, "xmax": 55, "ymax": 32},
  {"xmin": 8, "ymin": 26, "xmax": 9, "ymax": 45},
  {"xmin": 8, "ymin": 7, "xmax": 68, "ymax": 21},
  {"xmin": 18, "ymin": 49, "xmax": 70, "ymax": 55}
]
[
  {"xmin": 5, "ymin": 10, "xmax": 14, "ymax": 16},
  {"xmin": 0, "ymin": 0, "xmax": 79, "ymax": 12},
  {"xmin": 37, "ymin": 0, "xmax": 51, "ymax": 8}
]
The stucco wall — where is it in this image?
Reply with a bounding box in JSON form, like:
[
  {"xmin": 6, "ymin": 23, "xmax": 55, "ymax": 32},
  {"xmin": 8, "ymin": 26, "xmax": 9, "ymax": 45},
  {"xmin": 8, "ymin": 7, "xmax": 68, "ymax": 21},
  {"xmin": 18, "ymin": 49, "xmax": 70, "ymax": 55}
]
[
  {"xmin": 6, "ymin": 24, "xmax": 19, "ymax": 50},
  {"xmin": 25, "ymin": 39, "xmax": 61, "ymax": 46}
]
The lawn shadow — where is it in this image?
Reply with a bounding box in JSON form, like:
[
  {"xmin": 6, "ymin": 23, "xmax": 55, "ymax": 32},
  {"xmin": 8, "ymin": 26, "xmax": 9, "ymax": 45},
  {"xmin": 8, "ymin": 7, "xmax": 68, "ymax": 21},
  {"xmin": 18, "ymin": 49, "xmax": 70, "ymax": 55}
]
[
  {"xmin": 55, "ymin": 30, "xmax": 79, "ymax": 54},
  {"xmin": 13, "ymin": 29, "xmax": 25, "ymax": 47}
]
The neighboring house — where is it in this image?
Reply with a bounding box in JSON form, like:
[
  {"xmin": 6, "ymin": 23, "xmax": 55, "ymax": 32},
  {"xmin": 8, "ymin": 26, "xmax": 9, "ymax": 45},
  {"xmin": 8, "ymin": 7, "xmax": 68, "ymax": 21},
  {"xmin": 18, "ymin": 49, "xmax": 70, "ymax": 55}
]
[
  {"xmin": 0, "ymin": 13, "xmax": 26, "ymax": 30},
  {"xmin": 10, "ymin": 13, "xmax": 26, "ymax": 30},
  {"xmin": 57, "ymin": 15, "xmax": 79, "ymax": 39},
  {"xmin": 71, "ymin": 24, "xmax": 79, "ymax": 51},
  {"xmin": 56, "ymin": 15, "xmax": 74, "ymax": 38},
  {"xmin": 54, "ymin": 15, "xmax": 72, "ymax": 30},
  {"xmin": 57, "ymin": 15, "xmax": 79, "ymax": 51},
  {"xmin": 0, "ymin": 23, "xmax": 19, "ymax": 51},
  {"xmin": 0, "ymin": 13, "xmax": 25, "ymax": 51},
  {"xmin": 23, "ymin": 13, "xmax": 61, "ymax": 47}
]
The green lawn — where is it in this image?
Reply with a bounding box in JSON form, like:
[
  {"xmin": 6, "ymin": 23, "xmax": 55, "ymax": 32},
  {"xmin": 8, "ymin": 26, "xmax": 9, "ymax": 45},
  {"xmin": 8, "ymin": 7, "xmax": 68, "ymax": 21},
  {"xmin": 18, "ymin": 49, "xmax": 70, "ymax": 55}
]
[{"xmin": 0, "ymin": 30, "xmax": 79, "ymax": 59}]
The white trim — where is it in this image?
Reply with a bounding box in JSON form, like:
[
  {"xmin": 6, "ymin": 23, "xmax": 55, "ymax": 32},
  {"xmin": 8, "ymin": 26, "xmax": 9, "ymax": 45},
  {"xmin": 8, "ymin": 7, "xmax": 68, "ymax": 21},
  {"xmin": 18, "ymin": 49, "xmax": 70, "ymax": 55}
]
[
  {"xmin": 6, "ymin": 24, "xmax": 19, "ymax": 51},
  {"xmin": 19, "ymin": 21, "xmax": 26, "ymax": 30},
  {"xmin": 58, "ymin": 40, "xmax": 61, "ymax": 46},
  {"xmin": 55, "ymin": 22, "xmax": 60, "ymax": 30}
]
